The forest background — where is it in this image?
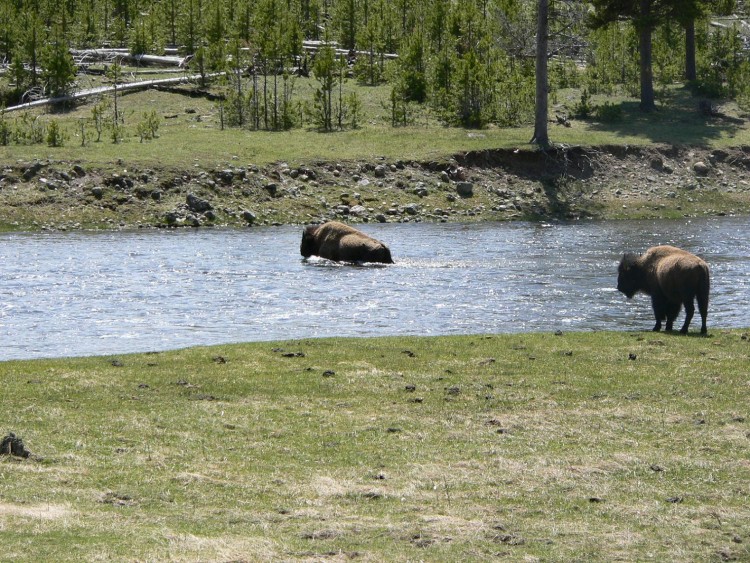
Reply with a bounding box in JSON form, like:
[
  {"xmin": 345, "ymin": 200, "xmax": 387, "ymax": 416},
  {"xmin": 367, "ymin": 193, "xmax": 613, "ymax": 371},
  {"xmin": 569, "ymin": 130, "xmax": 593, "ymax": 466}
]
[{"xmin": 1, "ymin": 0, "xmax": 749, "ymax": 139}]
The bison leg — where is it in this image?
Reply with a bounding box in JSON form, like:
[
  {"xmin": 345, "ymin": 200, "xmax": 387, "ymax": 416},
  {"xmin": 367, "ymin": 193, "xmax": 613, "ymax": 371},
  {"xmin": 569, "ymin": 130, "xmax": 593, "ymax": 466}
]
[
  {"xmin": 680, "ymin": 299, "xmax": 695, "ymax": 334},
  {"xmin": 665, "ymin": 301, "xmax": 682, "ymax": 332},
  {"xmin": 650, "ymin": 295, "xmax": 666, "ymax": 332},
  {"xmin": 697, "ymin": 289, "xmax": 709, "ymax": 335}
]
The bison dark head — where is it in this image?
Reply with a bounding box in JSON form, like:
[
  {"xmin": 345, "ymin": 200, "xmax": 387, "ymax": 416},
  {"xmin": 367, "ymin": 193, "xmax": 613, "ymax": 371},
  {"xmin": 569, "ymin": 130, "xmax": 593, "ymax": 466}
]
[
  {"xmin": 374, "ymin": 246, "xmax": 394, "ymax": 264},
  {"xmin": 300, "ymin": 225, "xmax": 318, "ymax": 258},
  {"xmin": 617, "ymin": 253, "xmax": 642, "ymax": 299}
]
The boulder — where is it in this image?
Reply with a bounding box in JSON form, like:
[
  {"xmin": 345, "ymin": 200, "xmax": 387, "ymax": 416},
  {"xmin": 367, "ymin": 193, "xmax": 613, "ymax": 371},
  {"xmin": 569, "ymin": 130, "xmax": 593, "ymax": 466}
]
[
  {"xmin": 22, "ymin": 162, "xmax": 44, "ymax": 181},
  {"xmin": 216, "ymin": 169, "xmax": 235, "ymax": 184},
  {"xmin": 456, "ymin": 182, "xmax": 474, "ymax": 198},
  {"xmin": 105, "ymin": 174, "xmax": 133, "ymax": 190},
  {"xmin": 39, "ymin": 178, "xmax": 60, "ymax": 190},
  {"xmin": 242, "ymin": 210, "xmax": 257, "ymax": 224},
  {"xmin": 693, "ymin": 161, "xmax": 710, "ymax": 176},
  {"xmin": 649, "ymin": 157, "xmax": 664, "ymax": 171},
  {"xmin": 164, "ymin": 211, "xmax": 182, "ymax": 225},
  {"xmin": 448, "ymin": 166, "xmax": 466, "ymax": 181},
  {"xmin": 186, "ymin": 193, "xmax": 212, "ymax": 213}
]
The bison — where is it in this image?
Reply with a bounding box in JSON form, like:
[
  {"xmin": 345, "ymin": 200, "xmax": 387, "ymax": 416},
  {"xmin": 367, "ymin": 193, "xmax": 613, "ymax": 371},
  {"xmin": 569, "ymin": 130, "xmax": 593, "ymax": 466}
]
[
  {"xmin": 617, "ymin": 245, "xmax": 709, "ymax": 334},
  {"xmin": 300, "ymin": 221, "xmax": 394, "ymax": 264}
]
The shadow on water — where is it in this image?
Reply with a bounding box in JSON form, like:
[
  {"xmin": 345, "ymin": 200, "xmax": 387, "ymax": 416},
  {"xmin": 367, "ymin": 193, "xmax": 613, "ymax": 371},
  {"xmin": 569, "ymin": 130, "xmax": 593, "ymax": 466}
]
[{"xmin": 0, "ymin": 216, "xmax": 748, "ymax": 360}]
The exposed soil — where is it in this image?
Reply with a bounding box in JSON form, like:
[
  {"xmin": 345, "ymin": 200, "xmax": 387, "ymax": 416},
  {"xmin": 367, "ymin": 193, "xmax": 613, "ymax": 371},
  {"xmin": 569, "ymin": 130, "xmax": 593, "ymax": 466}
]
[{"xmin": 2, "ymin": 144, "xmax": 750, "ymax": 231}]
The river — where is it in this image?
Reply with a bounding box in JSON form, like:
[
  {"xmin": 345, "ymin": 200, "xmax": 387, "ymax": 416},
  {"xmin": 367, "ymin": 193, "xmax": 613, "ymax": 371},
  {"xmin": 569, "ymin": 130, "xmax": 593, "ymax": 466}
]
[{"xmin": 0, "ymin": 217, "xmax": 747, "ymax": 361}]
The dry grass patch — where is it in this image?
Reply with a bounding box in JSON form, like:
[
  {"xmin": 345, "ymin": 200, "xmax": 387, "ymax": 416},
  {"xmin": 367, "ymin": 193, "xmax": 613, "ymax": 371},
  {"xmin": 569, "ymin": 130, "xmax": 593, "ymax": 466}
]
[
  {"xmin": 0, "ymin": 502, "xmax": 73, "ymax": 521},
  {"xmin": 162, "ymin": 532, "xmax": 279, "ymax": 562}
]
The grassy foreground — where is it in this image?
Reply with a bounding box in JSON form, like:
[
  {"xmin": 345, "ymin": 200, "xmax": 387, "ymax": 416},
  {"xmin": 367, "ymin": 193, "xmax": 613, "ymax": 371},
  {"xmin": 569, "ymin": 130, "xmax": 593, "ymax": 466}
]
[{"xmin": 2, "ymin": 330, "xmax": 750, "ymax": 561}]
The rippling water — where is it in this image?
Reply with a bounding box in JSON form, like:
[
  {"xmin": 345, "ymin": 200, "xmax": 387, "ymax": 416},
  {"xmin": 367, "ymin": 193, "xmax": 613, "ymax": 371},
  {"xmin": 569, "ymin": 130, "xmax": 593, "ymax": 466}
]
[{"xmin": 0, "ymin": 217, "xmax": 747, "ymax": 360}]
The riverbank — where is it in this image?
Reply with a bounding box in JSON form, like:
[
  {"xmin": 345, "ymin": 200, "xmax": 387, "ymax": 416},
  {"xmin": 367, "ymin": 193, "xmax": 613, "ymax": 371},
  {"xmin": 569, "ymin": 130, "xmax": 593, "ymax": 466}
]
[
  {"xmin": 2, "ymin": 330, "xmax": 749, "ymax": 560},
  {"xmin": 2, "ymin": 144, "xmax": 750, "ymax": 231}
]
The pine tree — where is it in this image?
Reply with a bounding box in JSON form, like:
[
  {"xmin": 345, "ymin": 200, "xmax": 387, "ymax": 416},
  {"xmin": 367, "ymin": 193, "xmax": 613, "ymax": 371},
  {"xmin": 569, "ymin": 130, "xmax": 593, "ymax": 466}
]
[
  {"xmin": 180, "ymin": 0, "xmax": 201, "ymax": 54},
  {"xmin": 335, "ymin": 0, "xmax": 357, "ymax": 50},
  {"xmin": 310, "ymin": 43, "xmax": 338, "ymax": 131},
  {"xmin": 252, "ymin": 0, "xmax": 302, "ymax": 130},
  {"xmin": 19, "ymin": 10, "xmax": 44, "ymax": 88},
  {"xmin": 355, "ymin": 0, "xmax": 391, "ymax": 85},
  {"xmin": 589, "ymin": 0, "xmax": 704, "ymax": 111},
  {"xmin": 41, "ymin": 27, "xmax": 78, "ymax": 97},
  {"xmin": 0, "ymin": 2, "xmax": 16, "ymax": 64}
]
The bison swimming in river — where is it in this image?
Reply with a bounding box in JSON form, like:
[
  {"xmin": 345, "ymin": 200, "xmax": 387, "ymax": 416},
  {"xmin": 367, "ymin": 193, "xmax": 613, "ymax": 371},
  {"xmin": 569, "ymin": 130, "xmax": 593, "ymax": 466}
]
[
  {"xmin": 617, "ymin": 245, "xmax": 710, "ymax": 334},
  {"xmin": 300, "ymin": 221, "xmax": 394, "ymax": 264}
]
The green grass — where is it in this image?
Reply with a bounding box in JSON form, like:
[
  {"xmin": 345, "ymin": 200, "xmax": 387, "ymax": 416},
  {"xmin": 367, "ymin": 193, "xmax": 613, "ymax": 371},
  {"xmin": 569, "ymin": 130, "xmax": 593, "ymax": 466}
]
[
  {"xmin": 1, "ymin": 86, "xmax": 532, "ymax": 167},
  {"xmin": 3, "ymin": 77, "xmax": 750, "ymax": 170},
  {"xmin": 2, "ymin": 330, "xmax": 749, "ymax": 561}
]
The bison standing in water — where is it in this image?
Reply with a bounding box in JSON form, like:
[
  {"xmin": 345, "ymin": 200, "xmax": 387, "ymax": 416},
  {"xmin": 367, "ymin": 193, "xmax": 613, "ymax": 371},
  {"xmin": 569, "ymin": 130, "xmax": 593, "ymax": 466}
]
[
  {"xmin": 300, "ymin": 221, "xmax": 394, "ymax": 264},
  {"xmin": 617, "ymin": 245, "xmax": 710, "ymax": 334}
]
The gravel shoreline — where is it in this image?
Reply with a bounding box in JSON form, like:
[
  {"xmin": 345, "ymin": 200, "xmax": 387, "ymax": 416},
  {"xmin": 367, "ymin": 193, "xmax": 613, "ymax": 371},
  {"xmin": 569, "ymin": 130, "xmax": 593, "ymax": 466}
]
[{"xmin": 2, "ymin": 144, "xmax": 750, "ymax": 231}]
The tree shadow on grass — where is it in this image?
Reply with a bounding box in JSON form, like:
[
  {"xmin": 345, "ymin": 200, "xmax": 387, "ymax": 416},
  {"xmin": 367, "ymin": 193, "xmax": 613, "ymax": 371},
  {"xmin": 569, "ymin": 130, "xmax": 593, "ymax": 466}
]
[
  {"xmin": 456, "ymin": 86, "xmax": 749, "ymax": 220},
  {"xmin": 584, "ymin": 86, "xmax": 746, "ymax": 147}
]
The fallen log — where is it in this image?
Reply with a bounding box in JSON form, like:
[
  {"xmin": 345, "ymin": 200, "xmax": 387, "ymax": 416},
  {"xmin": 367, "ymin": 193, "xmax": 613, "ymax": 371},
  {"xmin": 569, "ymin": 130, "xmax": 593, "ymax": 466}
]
[
  {"xmin": 2, "ymin": 73, "xmax": 225, "ymax": 114},
  {"xmin": 70, "ymin": 49, "xmax": 190, "ymax": 68},
  {"xmin": 301, "ymin": 40, "xmax": 398, "ymax": 60}
]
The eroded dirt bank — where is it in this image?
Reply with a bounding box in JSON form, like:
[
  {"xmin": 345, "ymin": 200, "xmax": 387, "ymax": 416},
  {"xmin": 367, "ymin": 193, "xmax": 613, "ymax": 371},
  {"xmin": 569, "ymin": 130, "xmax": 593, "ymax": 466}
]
[{"xmin": 2, "ymin": 144, "xmax": 750, "ymax": 231}]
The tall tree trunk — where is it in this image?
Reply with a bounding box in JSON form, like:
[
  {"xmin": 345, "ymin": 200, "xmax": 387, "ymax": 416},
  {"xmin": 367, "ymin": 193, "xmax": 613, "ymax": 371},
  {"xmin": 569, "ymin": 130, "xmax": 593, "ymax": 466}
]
[
  {"xmin": 30, "ymin": 23, "xmax": 38, "ymax": 86},
  {"xmin": 639, "ymin": 0, "xmax": 655, "ymax": 112},
  {"xmin": 531, "ymin": 0, "xmax": 549, "ymax": 147},
  {"xmin": 685, "ymin": 19, "xmax": 696, "ymax": 82}
]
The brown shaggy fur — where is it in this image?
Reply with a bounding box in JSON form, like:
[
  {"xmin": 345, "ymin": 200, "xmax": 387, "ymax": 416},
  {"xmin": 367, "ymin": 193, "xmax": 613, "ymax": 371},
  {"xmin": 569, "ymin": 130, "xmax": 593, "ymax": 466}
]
[
  {"xmin": 617, "ymin": 245, "xmax": 710, "ymax": 334},
  {"xmin": 300, "ymin": 221, "xmax": 394, "ymax": 264}
]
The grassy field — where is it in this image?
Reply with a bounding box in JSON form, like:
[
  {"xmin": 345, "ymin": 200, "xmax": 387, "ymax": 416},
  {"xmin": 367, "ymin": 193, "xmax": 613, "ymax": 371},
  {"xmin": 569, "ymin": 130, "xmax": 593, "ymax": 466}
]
[
  {"xmin": 3, "ymin": 74, "xmax": 750, "ymax": 560},
  {"xmin": 3, "ymin": 73, "xmax": 750, "ymax": 169},
  {"xmin": 2, "ymin": 330, "xmax": 749, "ymax": 561}
]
